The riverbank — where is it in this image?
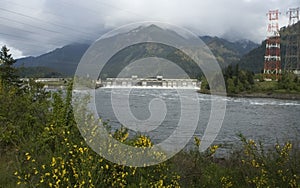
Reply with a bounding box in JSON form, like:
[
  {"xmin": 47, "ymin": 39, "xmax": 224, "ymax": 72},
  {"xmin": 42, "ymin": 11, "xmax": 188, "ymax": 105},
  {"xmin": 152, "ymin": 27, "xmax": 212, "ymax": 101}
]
[
  {"xmin": 199, "ymin": 90, "xmax": 300, "ymax": 100},
  {"xmin": 228, "ymin": 92, "xmax": 300, "ymax": 100}
]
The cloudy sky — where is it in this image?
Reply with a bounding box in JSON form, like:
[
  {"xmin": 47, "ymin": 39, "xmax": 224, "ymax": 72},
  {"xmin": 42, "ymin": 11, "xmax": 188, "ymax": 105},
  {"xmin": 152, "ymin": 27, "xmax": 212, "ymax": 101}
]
[{"xmin": 0, "ymin": 0, "xmax": 299, "ymax": 58}]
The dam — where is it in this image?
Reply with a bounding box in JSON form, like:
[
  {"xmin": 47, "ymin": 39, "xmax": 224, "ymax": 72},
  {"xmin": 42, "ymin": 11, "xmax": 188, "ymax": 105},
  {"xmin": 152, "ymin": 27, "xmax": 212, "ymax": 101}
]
[{"xmin": 97, "ymin": 75, "xmax": 201, "ymax": 89}]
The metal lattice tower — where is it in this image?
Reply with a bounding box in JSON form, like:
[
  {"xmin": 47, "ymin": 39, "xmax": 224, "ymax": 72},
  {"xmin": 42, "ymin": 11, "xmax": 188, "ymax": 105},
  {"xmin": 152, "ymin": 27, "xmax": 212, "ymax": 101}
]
[
  {"xmin": 287, "ymin": 7, "xmax": 299, "ymax": 25},
  {"xmin": 264, "ymin": 10, "xmax": 281, "ymax": 80},
  {"xmin": 284, "ymin": 7, "xmax": 300, "ymax": 74}
]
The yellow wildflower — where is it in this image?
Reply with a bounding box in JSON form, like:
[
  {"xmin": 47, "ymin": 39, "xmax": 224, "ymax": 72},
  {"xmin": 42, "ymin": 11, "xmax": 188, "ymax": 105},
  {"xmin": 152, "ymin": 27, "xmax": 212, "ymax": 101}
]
[
  {"xmin": 194, "ymin": 137, "xmax": 201, "ymax": 147},
  {"xmin": 51, "ymin": 157, "xmax": 56, "ymax": 166}
]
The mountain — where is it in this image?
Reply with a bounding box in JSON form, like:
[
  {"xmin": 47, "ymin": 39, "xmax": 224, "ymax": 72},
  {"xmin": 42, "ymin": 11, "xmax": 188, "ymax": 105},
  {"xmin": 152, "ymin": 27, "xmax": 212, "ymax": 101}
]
[
  {"xmin": 200, "ymin": 36, "xmax": 258, "ymax": 56},
  {"xmin": 16, "ymin": 43, "xmax": 90, "ymax": 76},
  {"xmin": 238, "ymin": 41, "xmax": 265, "ymax": 73},
  {"xmin": 79, "ymin": 24, "xmax": 204, "ymax": 79},
  {"xmin": 200, "ymin": 36, "xmax": 258, "ymax": 66},
  {"xmin": 15, "ymin": 26, "xmax": 258, "ymax": 77},
  {"xmin": 239, "ymin": 21, "xmax": 300, "ymax": 73}
]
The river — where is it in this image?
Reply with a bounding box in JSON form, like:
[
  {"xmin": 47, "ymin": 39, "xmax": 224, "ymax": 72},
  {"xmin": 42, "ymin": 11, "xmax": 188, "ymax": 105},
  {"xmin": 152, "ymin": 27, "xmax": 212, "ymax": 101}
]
[{"xmin": 95, "ymin": 88, "xmax": 300, "ymax": 156}]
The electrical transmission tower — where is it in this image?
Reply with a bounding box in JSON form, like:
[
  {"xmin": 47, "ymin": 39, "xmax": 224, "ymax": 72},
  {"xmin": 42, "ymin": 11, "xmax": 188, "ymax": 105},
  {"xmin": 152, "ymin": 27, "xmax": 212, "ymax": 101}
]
[
  {"xmin": 284, "ymin": 7, "xmax": 300, "ymax": 74},
  {"xmin": 264, "ymin": 10, "xmax": 281, "ymax": 80},
  {"xmin": 287, "ymin": 7, "xmax": 299, "ymax": 25}
]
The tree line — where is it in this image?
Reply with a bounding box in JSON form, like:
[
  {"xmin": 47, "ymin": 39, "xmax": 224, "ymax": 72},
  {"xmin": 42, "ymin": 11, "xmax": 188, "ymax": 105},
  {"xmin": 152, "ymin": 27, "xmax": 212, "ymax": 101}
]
[{"xmin": 201, "ymin": 64, "xmax": 255, "ymax": 94}]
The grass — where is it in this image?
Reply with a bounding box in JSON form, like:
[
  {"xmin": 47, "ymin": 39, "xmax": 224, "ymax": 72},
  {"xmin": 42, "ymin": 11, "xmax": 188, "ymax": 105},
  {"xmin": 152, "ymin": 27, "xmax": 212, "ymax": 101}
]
[
  {"xmin": 247, "ymin": 80, "xmax": 300, "ymax": 97},
  {"xmin": 1, "ymin": 136, "xmax": 299, "ymax": 187},
  {"xmin": 0, "ymin": 150, "xmax": 18, "ymax": 188},
  {"xmin": 253, "ymin": 81, "xmax": 277, "ymax": 92}
]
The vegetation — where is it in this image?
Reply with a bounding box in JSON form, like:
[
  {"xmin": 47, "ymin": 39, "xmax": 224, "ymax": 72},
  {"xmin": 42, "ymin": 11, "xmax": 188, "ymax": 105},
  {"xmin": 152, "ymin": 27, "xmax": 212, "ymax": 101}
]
[
  {"xmin": 201, "ymin": 64, "xmax": 300, "ymax": 97},
  {"xmin": 200, "ymin": 36, "xmax": 258, "ymax": 68},
  {"xmin": 0, "ymin": 46, "xmax": 18, "ymax": 86},
  {"xmin": 0, "ymin": 47, "xmax": 180, "ymax": 187},
  {"xmin": 174, "ymin": 136, "xmax": 300, "ymax": 188},
  {"xmin": 248, "ymin": 72, "xmax": 300, "ymax": 95},
  {"xmin": 277, "ymin": 72, "xmax": 300, "ymax": 92},
  {"xmin": 223, "ymin": 65, "xmax": 255, "ymax": 94},
  {"xmin": 17, "ymin": 66, "xmax": 65, "ymax": 78},
  {"xmin": 201, "ymin": 64, "xmax": 255, "ymax": 94},
  {"xmin": 1, "ymin": 46, "xmax": 300, "ymax": 187}
]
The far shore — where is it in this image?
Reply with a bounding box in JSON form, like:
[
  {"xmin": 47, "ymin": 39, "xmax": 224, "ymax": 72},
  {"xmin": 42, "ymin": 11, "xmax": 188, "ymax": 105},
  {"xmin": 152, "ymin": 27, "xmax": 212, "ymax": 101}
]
[
  {"xmin": 44, "ymin": 84, "xmax": 300, "ymax": 100},
  {"xmin": 198, "ymin": 90, "xmax": 300, "ymax": 100}
]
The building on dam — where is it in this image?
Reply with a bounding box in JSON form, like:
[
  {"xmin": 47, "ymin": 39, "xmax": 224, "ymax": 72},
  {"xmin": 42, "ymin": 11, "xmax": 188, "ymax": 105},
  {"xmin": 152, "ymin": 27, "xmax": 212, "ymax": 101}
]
[{"xmin": 97, "ymin": 75, "xmax": 200, "ymax": 89}]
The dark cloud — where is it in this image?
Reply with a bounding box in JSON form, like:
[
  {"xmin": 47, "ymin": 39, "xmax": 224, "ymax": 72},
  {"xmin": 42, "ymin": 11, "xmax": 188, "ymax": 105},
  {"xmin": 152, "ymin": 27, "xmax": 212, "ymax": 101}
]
[{"xmin": 0, "ymin": 0, "xmax": 299, "ymax": 58}]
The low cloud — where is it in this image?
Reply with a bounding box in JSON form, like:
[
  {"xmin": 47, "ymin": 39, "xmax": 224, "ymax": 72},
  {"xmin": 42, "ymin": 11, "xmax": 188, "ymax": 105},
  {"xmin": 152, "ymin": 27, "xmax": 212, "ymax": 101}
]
[{"xmin": 0, "ymin": 0, "xmax": 298, "ymax": 58}]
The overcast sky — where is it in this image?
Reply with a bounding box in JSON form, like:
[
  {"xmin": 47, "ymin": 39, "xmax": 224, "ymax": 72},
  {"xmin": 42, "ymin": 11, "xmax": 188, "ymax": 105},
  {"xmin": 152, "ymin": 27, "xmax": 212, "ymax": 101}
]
[{"xmin": 0, "ymin": 0, "xmax": 299, "ymax": 58}]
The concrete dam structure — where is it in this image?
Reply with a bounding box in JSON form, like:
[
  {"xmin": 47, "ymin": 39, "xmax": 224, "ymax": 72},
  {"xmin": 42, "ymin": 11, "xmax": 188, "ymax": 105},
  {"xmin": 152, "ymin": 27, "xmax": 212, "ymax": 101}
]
[{"xmin": 98, "ymin": 76, "xmax": 200, "ymax": 89}]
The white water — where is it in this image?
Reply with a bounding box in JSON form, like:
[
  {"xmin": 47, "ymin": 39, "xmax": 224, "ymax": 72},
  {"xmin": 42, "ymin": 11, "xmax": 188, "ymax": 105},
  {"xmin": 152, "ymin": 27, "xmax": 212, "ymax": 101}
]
[{"xmin": 101, "ymin": 85, "xmax": 200, "ymax": 90}]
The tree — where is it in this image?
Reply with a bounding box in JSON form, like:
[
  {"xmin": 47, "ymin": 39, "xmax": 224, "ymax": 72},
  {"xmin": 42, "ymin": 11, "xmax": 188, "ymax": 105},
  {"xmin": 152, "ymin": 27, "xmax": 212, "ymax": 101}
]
[
  {"xmin": 223, "ymin": 65, "xmax": 255, "ymax": 94},
  {"xmin": 0, "ymin": 45, "xmax": 18, "ymax": 86},
  {"xmin": 246, "ymin": 71, "xmax": 254, "ymax": 85},
  {"xmin": 234, "ymin": 64, "xmax": 239, "ymax": 86},
  {"xmin": 227, "ymin": 78, "xmax": 235, "ymax": 93},
  {"xmin": 200, "ymin": 76, "xmax": 210, "ymax": 91},
  {"xmin": 224, "ymin": 65, "xmax": 233, "ymax": 79},
  {"xmin": 278, "ymin": 72, "xmax": 300, "ymax": 91}
]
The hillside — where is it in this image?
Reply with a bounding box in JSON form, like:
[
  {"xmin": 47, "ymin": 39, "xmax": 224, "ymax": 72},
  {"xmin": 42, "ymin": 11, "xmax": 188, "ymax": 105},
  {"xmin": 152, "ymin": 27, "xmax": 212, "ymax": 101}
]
[
  {"xmin": 16, "ymin": 43, "xmax": 90, "ymax": 76},
  {"xmin": 239, "ymin": 21, "xmax": 300, "ymax": 73},
  {"xmin": 15, "ymin": 26, "xmax": 258, "ymax": 77},
  {"xmin": 238, "ymin": 41, "xmax": 265, "ymax": 73},
  {"xmin": 200, "ymin": 36, "xmax": 258, "ymax": 66}
]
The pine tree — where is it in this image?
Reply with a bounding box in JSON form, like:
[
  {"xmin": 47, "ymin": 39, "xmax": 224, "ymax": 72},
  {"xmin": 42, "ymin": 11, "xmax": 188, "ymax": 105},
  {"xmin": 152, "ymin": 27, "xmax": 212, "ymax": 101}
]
[{"xmin": 0, "ymin": 45, "xmax": 18, "ymax": 86}]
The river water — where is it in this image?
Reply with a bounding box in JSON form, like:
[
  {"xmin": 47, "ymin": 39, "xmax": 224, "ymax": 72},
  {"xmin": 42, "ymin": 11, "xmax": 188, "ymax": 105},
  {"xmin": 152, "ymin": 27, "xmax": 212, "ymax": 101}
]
[{"xmin": 95, "ymin": 88, "xmax": 300, "ymax": 156}]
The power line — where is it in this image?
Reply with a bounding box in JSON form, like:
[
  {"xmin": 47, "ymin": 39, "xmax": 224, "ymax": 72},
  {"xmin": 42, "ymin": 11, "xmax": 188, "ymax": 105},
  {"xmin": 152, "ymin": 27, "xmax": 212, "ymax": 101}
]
[
  {"xmin": 0, "ymin": 16, "xmax": 61, "ymax": 34},
  {"xmin": 0, "ymin": 32, "xmax": 27, "ymax": 39},
  {"xmin": 0, "ymin": 0, "xmax": 99, "ymax": 35},
  {"xmin": 0, "ymin": 25, "xmax": 76, "ymax": 45},
  {"xmin": 0, "ymin": 32, "xmax": 47, "ymax": 51},
  {"xmin": 0, "ymin": 7, "xmax": 94, "ymax": 37},
  {"xmin": 0, "ymin": 13, "xmax": 96, "ymax": 44},
  {"xmin": 0, "ymin": 23, "xmax": 35, "ymax": 34},
  {"xmin": 0, "ymin": 0, "xmax": 154, "ymax": 58}
]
